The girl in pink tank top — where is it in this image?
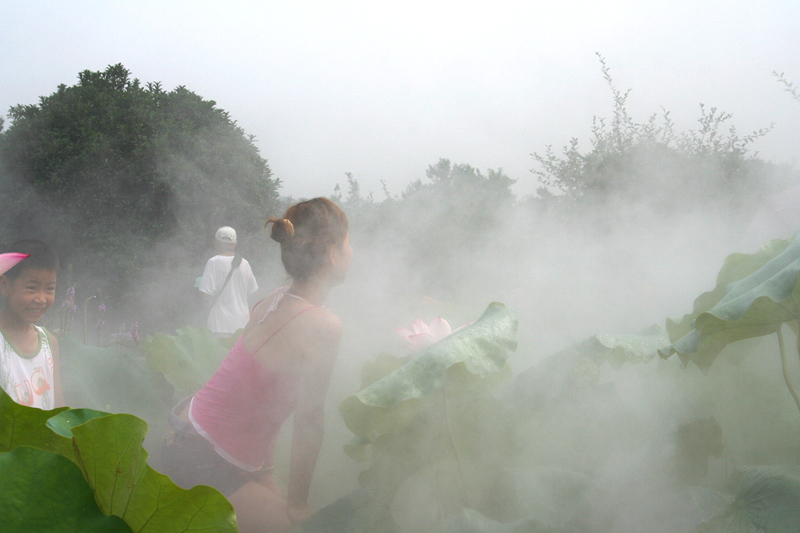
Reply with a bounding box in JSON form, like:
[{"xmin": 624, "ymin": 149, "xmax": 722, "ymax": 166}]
[{"xmin": 161, "ymin": 198, "xmax": 351, "ymax": 533}]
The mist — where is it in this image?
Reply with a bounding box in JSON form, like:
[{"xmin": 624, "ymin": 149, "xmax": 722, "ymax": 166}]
[
  {"xmin": 3, "ymin": 2, "xmax": 800, "ymax": 530},
  {"xmin": 269, "ymin": 155, "xmax": 797, "ymax": 530},
  {"xmin": 3, "ymin": 1, "xmax": 800, "ymax": 198},
  {"xmin": 13, "ymin": 98, "xmax": 798, "ymax": 529}
]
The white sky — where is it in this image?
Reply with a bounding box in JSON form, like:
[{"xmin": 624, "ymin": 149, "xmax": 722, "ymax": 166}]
[{"xmin": 2, "ymin": 0, "xmax": 799, "ymax": 198}]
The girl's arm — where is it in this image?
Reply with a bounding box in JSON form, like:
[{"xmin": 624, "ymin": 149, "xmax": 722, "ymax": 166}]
[
  {"xmin": 49, "ymin": 332, "xmax": 65, "ymax": 407},
  {"xmin": 286, "ymin": 312, "xmax": 342, "ymax": 523}
]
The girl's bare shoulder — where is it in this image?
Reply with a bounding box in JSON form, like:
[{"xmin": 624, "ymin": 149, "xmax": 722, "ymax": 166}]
[{"xmin": 301, "ymin": 306, "xmax": 342, "ymax": 339}]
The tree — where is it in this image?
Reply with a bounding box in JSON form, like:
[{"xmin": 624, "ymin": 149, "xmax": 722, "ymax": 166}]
[
  {"xmin": 334, "ymin": 159, "xmax": 516, "ymax": 302},
  {"xmin": 773, "ymin": 71, "xmax": 800, "ymax": 105},
  {"xmin": 0, "ymin": 64, "xmax": 280, "ymax": 330},
  {"xmin": 532, "ymin": 54, "xmax": 775, "ymax": 217},
  {"xmin": 399, "ymin": 160, "xmax": 516, "ymax": 298}
]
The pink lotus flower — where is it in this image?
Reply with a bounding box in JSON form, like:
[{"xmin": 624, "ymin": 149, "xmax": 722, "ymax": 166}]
[
  {"xmin": 0, "ymin": 253, "xmax": 29, "ymax": 276},
  {"xmin": 396, "ymin": 317, "xmax": 452, "ymax": 353}
]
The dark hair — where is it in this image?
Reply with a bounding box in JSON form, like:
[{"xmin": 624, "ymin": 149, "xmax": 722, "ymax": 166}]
[
  {"xmin": 265, "ymin": 198, "xmax": 348, "ymax": 280},
  {"xmin": 4, "ymin": 240, "xmax": 59, "ymax": 281}
]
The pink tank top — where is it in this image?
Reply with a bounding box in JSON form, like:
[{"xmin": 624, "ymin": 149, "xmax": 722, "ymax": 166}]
[{"xmin": 189, "ymin": 302, "xmax": 317, "ymax": 471}]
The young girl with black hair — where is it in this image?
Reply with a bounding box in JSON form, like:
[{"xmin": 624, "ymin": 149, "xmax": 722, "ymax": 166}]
[{"xmin": 0, "ymin": 240, "xmax": 63, "ymax": 409}]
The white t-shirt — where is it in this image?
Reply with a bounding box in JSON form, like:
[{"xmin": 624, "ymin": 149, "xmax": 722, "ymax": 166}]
[
  {"xmin": 0, "ymin": 325, "xmax": 55, "ymax": 409},
  {"xmin": 199, "ymin": 254, "xmax": 258, "ymax": 335}
]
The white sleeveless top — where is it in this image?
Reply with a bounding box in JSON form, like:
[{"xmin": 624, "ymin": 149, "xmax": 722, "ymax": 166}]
[{"xmin": 0, "ymin": 325, "xmax": 55, "ymax": 409}]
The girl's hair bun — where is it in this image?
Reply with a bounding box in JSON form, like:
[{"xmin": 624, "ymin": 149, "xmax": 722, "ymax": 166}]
[
  {"xmin": 265, "ymin": 217, "xmax": 295, "ymax": 243},
  {"xmin": 268, "ymin": 198, "xmax": 348, "ymax": 280}
]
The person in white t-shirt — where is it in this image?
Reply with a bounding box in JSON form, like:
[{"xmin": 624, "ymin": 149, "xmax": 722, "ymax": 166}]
[{"xmin": 199, "ymin": 226, "xmax": 258, "ymax": 337}]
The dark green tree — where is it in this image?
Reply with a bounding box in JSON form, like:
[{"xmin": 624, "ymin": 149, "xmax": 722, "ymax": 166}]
[{"xmin": 0, "ymin": 64, "xmax": 280, "ymax": 329}]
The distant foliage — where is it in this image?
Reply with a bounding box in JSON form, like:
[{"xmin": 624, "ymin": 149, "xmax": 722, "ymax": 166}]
[
  {"xmin": 774, "ymin": 71, "xmax": 800, "ymax": 105},
  {"xmin": 0, "ymin": 64, "xmax": 280, "ymax": 320},
  {"xmin": 533, "ymin": 54, "xmax": 774, "ymax": 214},
  {"xmin": 335, "ymin": 159, "xmax": 516, "ymax": 300},
  {"xmin": 399, "ymin": 160, "xmax": 515, "ymax": 290}
]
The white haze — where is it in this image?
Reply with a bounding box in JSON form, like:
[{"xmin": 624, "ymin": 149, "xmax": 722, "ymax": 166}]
[
  {"xmin": 1, "ymin": 0, "xmax": 799, "ymax": 198},
  {"xmin": 4, "ymin": 1, "xmax": 800, "ymax": 531},
  {"xmin": 298, "ymin": 183, "xmax": 800, "ymax": 530}
]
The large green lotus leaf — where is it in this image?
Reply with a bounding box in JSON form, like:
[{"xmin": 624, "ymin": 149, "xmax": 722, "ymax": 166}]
[
  {"xmin": 145, "ymin": 326, "xmax": 228, "ymax": 396},
  {"xmin": 359, "ymin": 352, "xmax": 412, "ymax": 389},
  {"xmin": 487, "ymin": 467, "xmax": 589, "ymax": 526},
  {"xmin": 348, "ymin": 368, "xmax": 518, "ymax": 525},
  {"xmin": 46, "ymin": 407, "xmax": 112, "ymax": 437},
  {"xmin": 341, "ymin": 361, "xmax": 508, "ymax": 462},
  {"xmin": 0, "ymin": 446, "xmax": 132, "ymax": 532},
  {"xmin": 660, "ymin": 233, "xmax": 800, "ymax": 370},
  {"xmin": 431, "ymin": 507, "xmax": 555, "ymax": 533},
  {"xmin": 591, "ymin": 325, "xmax": 670, "ymax": 368},
  {"xmin": 60, "ymin": 335, "xmax": 172, "ymax": 422},
  {"xmin": 296, "ymin": 488, "xmax": 399, "ymax": 533},
  {"xmin": 0, "ymin": 387, "xmax": 72, "ymax": 459},
  {"xmin": 339, "ymin": 303, "xmax": 517, "ymax": 439},
  {"xmin": 355, "ymin": 405, "xmax": 433, "ymax": 493},
  {"xmin": 687, "ymin": 486, "xmax": 735, "ymax": 525},
  {"xmin": 664, "ymin": 237, "xmax": 791, "ymax": 346},
  {"xmin": 697, "ymin": 466, "xmax": 800, "ymax": 532},
  {"xmin": 343, "ymin": 436, "xmax": 372, "ymax": 463},
  {"xmin": 513, "ymin": 326, "xmax": 669, "ymax": 409},
  {"xmin": 70, "ymin": 412, "xmax": 238, "ymax": 532},
  {"xmin": 427, "ymin": 362, "xmax": 516, "ymax": 460}
]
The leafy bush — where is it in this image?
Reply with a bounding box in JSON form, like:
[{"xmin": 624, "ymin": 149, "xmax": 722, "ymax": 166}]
[{"xmin": 532, "ymin": 54, "xmax": 774, "ymax": 217}]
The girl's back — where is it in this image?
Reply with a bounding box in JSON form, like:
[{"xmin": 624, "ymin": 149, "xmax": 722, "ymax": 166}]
[
  {"xmin": 189, "ymin": 287, "xmax": 340, "ymax": 471},
  {"xmin": 242, "ymin": 288, "xmax": 324, "ymax": 376}
]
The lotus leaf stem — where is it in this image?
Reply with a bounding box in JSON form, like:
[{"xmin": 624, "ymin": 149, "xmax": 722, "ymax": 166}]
[
  {"xmin": 442, "ymin": 383, "xmax": 469, "ymax": 509},
  {"xmin": 778, "ymin": 328, "xmax": 800, "ymax": 417},
  {"xmin": 83, "ymin": 295, "xmax": 96, "ymax": 344}
]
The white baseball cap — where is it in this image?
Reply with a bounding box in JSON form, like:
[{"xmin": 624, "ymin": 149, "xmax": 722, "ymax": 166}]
[{"xmin": 215, "ymin": 226, "xmax": 237, "ymax": 243}]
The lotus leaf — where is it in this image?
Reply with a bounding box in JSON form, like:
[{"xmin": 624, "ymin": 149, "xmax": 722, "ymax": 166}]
[
  {"xmin": 330, "ymin": 304, "xmax": 519, "ymax": 532},
  {"xmin": 0, "ymin": 446, "xmax": 132, "ymax": 532},
  {"xmin": 343, "ymin": 436, "xmax": 372, "ymax": 463},
  {"xmin": 660, "ymin": 232, "xmax": 800, "ymax": 370},
  {"xmin": 145, "ymin": 326, "xmax": 228, "ymax": 396},
  {"xmin": 665, "ymin": 237, "xmax": 792, "ymax": 346},
  {"xmin": 296, "ymin": 488, "xmax": 398, "ymax": 533},
  {"xmin": 60, "ymin": 335, "xmax": 172, "ymax": 421},
  {"xmin": 0, "ymin": 387, "xmax": 72, "ymax": 459},
  {"xmin": 46, "ymin": 407, "xmax": 112, "ymax": 437},
  {"xmin": 0, "ymin": 389, "xmax": 238, "ymax": 532},
  {"xmin": 69, "ymin": 412, "xmax": 238, "ymax": 532},
  {"xmin": 591, "ymin": 325, "xmax": 670, "ymax": 368},
  {"xmin": 487, "ymin": 466, "xmax": 590, "ymax": 526},
  {"xmin": 358, "ymin": 352, "xmax": 412, "ymax": 389},
  {"xmin": 513, "ymin": 325, "xmax": 669, "ymax": 407},
  {"xmin": 687, "ymin": 486, "xmax": 735, "ymax": 525},
  {"xmin": 697, "ymin": 466, "xmax": 800, "ymax": 532},
  {"xmin": 430, "ymin": 507, "xmax": 555, "ymax": 533},
  {"xmin": 339, "ymin": 302, "xmax": 517, "ymax": 440}
]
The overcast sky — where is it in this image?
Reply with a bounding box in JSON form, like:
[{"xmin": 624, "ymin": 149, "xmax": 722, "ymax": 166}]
[{"xmin": 2, "ymin": 1, "xmax": 799, "ymax": 198}]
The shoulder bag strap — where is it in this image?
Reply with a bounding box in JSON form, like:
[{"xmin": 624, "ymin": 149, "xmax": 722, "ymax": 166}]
[{"xmin": 208, "ymin": 253, "xmax": 242, "ymax": 310}]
